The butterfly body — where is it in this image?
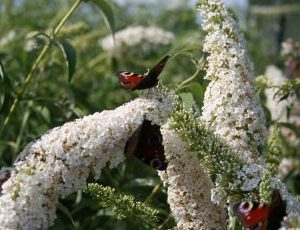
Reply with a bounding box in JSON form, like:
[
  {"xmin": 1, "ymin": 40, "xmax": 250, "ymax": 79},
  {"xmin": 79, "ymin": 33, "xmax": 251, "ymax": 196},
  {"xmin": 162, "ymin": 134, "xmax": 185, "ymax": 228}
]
[
  {"xmin": 124, "ymin": 119, "xmax": 167, "ymax": 170},
  {"xmin": 233, "ymin": 190, "xmax": 286, "ymax": 230},
  {"xmin": 118, "ymin": 55, "xmax": 169, "ymax": 90}
]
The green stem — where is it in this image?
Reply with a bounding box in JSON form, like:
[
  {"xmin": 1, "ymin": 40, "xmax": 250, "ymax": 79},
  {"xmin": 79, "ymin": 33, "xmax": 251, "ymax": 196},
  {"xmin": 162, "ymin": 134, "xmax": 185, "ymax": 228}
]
[
  {"xmin": 144, "ymin": 183, "xmax": 162, "ymax": 203},
  {"xmin": 158, "ymin": 214, "xmax": 172, "ymax": 229},
  {"xmin": 177, "ymin": 68, "xmax": 201, "ymax": 90},
  {"xmin": 0, "ymin": 0, "xmax": 83, "ymax": 137},
  {"xmin": 52, "ymin": 0, "xmax": 83, "ymax": 36}
]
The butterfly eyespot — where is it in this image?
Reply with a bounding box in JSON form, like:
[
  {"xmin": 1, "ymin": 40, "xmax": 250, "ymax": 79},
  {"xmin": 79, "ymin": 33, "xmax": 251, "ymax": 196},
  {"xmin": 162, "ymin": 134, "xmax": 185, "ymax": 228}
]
[
  {"xmin": 147, "ymin": 134, "xmax": 161, "ymax": 145},
  {"xmin": 234, "ymin": 190, "xmax": 286, "ymax": 230},
  {"xmin": 239, "ymin": 202, "xmax": 253, "ymax": 213}
]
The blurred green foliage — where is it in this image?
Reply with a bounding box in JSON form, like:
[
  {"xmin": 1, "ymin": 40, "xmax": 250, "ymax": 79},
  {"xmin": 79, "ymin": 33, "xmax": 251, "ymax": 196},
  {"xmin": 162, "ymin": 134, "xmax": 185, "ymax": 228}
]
[{"xmin": 0, "ymin": 0, "xmax": 300, "ymax": 229}]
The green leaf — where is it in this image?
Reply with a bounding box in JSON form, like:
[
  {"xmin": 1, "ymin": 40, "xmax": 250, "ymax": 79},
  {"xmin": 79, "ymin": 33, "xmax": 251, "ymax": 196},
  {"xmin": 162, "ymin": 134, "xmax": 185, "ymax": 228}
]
[
  {"xmin": 187, "ymin": 82, "xmax": 205, "ymax": 110},
  {"xmin": 57, "ymin": 202, "xmax": 76, "ymax": 226},
  {"xmin": 55, "ymin": 39, "xmax": 77, "ymax": 82},
  {"xmin": 72, "ymin": 106, "xmax": 88, "ymax": 118},
  {"xmin": 180, "ymin": 92, "xmax": 195, "ymax": 110},
  {"xmin": 33, "ymin": 106, "xmax": 51, "ymax": 124},
  {"xmin": 0, "ymin": 63, "xmax": 5, "ymax": 80},
  {"xmin": 0, "ymin": 63, "xmax": 6, "ymax": 111},
  {"xmin": 278, "ymin": 92, "xmax": 290, "ymax": 102},
  {"xmin": 25, "ymin": 31, "xmax": 50, "ymax": 40},
  {"xmin": 88, "ymin": 0, "xmax": 115, "ymax": 36},
  {"xmin": 124, "ymin": 178, "xmax": 159, "ymax": 188}
]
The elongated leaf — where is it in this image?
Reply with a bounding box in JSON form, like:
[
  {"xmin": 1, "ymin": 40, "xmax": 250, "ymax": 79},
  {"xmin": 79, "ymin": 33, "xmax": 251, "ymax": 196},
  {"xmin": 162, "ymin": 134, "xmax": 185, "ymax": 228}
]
[
  {"xmin": 180, "ymin": 92, "xmax": 195, "ymax": 110},
  {"xmin": 188, "ymin": 82, "xmax": 205, "ymax": 110},
  {"xmin": 0, "ymin": 63, "xmax": 6, "ymax": 111},
  {"xmin": 0, "ymin": 62, "xmax": 5, "ymax": 80},
  {"xmin": 0, "ymin": 62, "xmax": 13, "ymax": 114},
  {"xmin": 57, "ymin": 202, "xmax": 76, "ymax": 226},
  {"xmin": 55, "ymin": 39, "xmax": 77, "ymax": 82},
  {"xmin": 278, "ymin": 92, "xmax": 290, "ymax": 102},
  {"xmin": 26, "ymin": 31, "xmax": 50, "ymax": 40},
  {"xmin": 88, "ymin": 0, "xmax": 115, "ymax": 36}
]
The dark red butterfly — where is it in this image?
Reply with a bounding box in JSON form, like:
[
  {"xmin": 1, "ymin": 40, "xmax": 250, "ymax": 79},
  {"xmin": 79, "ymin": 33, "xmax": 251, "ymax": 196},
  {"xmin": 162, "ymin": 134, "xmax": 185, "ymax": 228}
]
[
  {"xmin": 233, "ymin": 190, "xmax": 286, "ymax": 230},
  {"xmin": 117, "ymin": 55, "xmax": 170, "ymax": 90},
  {"xmin": 124, "ymin": 119, "xmax": 167, "ymax": 170}
]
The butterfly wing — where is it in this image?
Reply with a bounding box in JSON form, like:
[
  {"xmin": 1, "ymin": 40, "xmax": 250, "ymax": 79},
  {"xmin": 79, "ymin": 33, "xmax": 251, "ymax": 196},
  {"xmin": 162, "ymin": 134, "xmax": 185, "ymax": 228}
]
[
  {"xmin": 124, "ymin": 119, "xmax": 167, "ymax": 170},
  {"xmin": 118, "ymin": 71, "xmax": 145, "ymax": 90},
  {"xmin": 233, "ymin": 190, "xmax": 286, "ymax": 230},
  {"xmin": 266, "ymin": 190, "xmax": 286, "ymax": 230},
  {"xmin": 135, "ymin": 55, "xmax": 170, "ymax": 90},
  {"xmin": 124, "ymin": 123, "xmax": 143, "ymax": 156},
  {"xmin": 117, "ymin": 55, "xmax": 170, "ymax": 90},
  {"xmin": 233, "ymin": 201, "xmax": 270, "ymax": 229}
]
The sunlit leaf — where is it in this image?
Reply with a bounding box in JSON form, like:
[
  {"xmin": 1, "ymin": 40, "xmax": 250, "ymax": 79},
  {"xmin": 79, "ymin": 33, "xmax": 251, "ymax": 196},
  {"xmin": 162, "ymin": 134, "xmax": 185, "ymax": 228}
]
[
  {"xmin": 180, "ymin": 92, "xmax": 195, "ymax": 110},
  {"xmin": 72, "ymin": 106, "xmax": 88, "ymax": 118},
  {"xmin": 125, "ymin": 178, "xmax": 159, "ymax": 188},
  {"xmin": 86, "ymin": 0, "xmax": 115, "ymax": 36},
  {"xmin": 25, "ymin": 31, "xmax": 50, "ymax": 40},
  {"xmin": 33, "ymin": 106, "xmax": 51, "ymax": 124},
  {"xmin": 188, "ymin": 82, "xmax": 205, "ymax": 110},
  {"xmin": 0, "ymin": 63, "xmax": 6, "ymax": 111},
  {"xmin": 0, "ymin": 63, "xmax": 5, "ymax": 80},
  {"xmin": 55, "ymin": 39, "xmax": 77, "ymax": 82}
]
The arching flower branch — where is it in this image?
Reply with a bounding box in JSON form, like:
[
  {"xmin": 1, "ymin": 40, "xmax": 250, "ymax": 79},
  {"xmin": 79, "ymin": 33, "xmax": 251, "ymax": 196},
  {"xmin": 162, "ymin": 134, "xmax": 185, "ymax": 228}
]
[
  {"xmin": 0, "ymin": 89, "xmax": 175, "ymax": 229},
  {"xmin": 159, "ymin": 123, "xmax": 227, "ymax": 229}
]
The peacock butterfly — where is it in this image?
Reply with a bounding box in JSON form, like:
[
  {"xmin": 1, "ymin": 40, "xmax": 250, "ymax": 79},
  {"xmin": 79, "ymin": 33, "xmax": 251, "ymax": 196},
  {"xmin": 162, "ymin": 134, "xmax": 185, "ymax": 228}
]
[
  {"xmin": 124, "ymin": 119, "xmax": 167, "ymax": 170},
  {"xmin": 117, "ymin": 55, "xmax": 170, "ymax": 90},
  {"xmin": 233, "ymin": 190, "xmax": 286, "ymax": 230}
]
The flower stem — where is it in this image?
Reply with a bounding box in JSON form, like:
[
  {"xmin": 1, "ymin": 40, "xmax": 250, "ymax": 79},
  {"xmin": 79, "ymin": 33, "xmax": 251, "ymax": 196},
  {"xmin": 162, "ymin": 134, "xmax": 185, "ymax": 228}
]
[
  {"xmin": 52, "ymin": 0, "xmax": 83, "ymax": 36},
  {"xmin": 0, "ymin": 0, "xmax": 83, "ymax": 137},
  {"xmin": 177, "ymin": 68, "xmax": 201, "ymax": 90}
]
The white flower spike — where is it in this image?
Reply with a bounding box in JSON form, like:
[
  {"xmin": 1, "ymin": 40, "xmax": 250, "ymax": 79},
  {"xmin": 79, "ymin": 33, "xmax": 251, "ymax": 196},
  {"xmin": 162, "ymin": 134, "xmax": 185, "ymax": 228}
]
[{"xmin": 0, "ymin": 88, "xmax": 175, "ymax": 230}]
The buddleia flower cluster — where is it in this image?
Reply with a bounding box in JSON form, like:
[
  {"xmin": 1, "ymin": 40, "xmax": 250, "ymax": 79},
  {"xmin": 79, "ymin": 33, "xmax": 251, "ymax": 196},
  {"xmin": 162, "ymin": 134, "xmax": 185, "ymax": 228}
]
[
  {"xmin": 198, "ymin": 0, "xmax": 267, "ymax": 163},
  {"xmin": 159, "ymin": 123, "xmax": 227, "ymax": 229},
  {"xmin": 156, "ymin": 1, "xmax": 300, "ymax": 228},
  {"xmin": 0, "ymin": 30, "xmax": 16, "ymax": 47},
  {"xmin": 100, "ymin": 26, "xmax": 174, "ymax": 56},
  {"xmin": 185, "ymin": 1, "xmax": 266, "ymax": 209},
  {"xmin": 0, "ymin": 88, "xmax": 176, "ymax": 229}
]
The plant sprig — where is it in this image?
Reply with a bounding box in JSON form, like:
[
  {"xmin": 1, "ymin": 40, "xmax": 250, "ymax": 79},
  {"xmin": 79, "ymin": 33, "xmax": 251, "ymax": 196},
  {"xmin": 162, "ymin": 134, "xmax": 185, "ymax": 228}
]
[
  {"xmin": 170, "ymin": 103, "xmax": 244, "ymax": 197},
  {"xmin": 83, "ymin": 183, "xmax": 162, "ymax": 228}
]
